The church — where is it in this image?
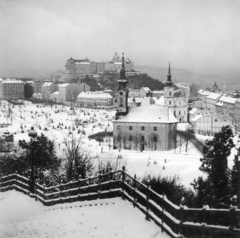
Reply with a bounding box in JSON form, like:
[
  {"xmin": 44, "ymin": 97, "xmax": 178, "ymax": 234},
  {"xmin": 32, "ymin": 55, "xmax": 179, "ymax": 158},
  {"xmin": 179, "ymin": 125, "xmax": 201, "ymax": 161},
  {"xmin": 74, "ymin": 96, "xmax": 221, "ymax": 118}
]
[{"xmin": 112, "ymin": 54, "xmax": 178, "ymax": 151}]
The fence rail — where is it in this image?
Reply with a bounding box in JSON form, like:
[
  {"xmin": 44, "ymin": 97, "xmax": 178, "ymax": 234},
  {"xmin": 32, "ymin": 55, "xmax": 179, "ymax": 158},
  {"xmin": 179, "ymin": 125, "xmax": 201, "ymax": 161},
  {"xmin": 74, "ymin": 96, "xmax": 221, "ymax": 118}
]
[{"xmin": 1, "ymin": 168, "xmax": 240, "ymax": 238}]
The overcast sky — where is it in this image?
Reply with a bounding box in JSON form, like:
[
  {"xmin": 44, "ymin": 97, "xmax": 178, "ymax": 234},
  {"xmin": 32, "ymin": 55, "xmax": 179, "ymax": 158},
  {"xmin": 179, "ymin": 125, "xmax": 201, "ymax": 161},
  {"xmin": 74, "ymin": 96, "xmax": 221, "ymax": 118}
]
[{"xmin": 0, "ymin": 0, "xmax": 240, "ymax": 75}]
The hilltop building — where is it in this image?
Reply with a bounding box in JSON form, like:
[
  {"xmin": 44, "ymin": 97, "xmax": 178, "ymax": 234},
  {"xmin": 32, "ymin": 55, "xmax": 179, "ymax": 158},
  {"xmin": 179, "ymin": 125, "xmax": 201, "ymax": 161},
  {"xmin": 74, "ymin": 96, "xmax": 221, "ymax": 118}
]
[
  {"xmin": 113, "ymin": 55, "xmax": 178, "ymax": 151},
  {"xmin": 64, "ymin": 52, "xmax": 136, "ymax": 81}
]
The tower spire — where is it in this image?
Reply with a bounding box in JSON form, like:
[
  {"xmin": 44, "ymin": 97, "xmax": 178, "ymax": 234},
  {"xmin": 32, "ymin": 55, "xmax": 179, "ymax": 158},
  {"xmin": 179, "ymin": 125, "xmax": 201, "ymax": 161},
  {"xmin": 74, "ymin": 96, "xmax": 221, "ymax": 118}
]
[
  {"xmin": 120, "ymin": 52, "xmax": 126, "ymax": 80},
  {"xmin": 168, "ymin": 62, "xmax": 171, "ymax": 76},
  {"xmin": 165, "ymin": 62, "xmax": 173, "ymax": 87}
]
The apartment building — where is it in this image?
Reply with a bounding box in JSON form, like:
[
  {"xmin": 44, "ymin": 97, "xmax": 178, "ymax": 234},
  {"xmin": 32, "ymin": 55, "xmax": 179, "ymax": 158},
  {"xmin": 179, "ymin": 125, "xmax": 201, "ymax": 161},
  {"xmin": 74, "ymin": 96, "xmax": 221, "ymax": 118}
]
[{"xmin": 0, "ymin": 78, "xmax": 24, "ymax": 100}]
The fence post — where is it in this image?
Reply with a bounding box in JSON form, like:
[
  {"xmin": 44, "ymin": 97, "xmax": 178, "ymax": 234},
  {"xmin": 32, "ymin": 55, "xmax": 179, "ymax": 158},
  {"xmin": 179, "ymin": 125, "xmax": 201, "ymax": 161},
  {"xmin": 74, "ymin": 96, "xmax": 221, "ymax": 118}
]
[
  {"xmin": 43, "ymin": 184, "xmax": 46, "ymax": 205},
  {"xmin": 145, "ymin": 184, "xmax": 150, "ymax": 221},
  {"xmin": 78, "ymin": 179, "xmax": 81, "ymax": 200},
  {"xmin": 121, "ymin": 166, "xmax": 125, "ymax": 200},
  {"xmin": 133, "ymin": 174, "xmax": 136, "ymax": 208},
  {"xmin": 0, "ymin": 174, "xmax": 2, "ymax": 192},
  {"xmin": 179, "ymin": 197, "xmax": 185, "ymax": 235},
  {"xmin": 59, "ymin": 180, "xmax": 63, "ymax": 203},
  {"xmin": 98, "ymin": 173, "xmax": 102, "ymax": 199},
  {"xmin": 230, "ymin": 195, "xmax": 237, "ymax": 229}
]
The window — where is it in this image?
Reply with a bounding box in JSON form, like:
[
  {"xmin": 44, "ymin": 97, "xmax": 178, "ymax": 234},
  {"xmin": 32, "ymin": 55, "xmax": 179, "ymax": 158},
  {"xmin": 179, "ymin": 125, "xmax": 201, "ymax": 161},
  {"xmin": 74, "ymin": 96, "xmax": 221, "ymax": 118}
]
[
  {"xmin": 154, "ymin": 126, "xmax": 157, "ymax": 131},
  {"xmin": 141, "ymin": 136, "xmax": 145, "ymax": 142},
  {"xmin": 179, "ymin": 111, "xmax": 181, "ymax": 115},
  {"xmin": 169, "ymin": 91, "xmax": 171, "ymax": 96},
  {"xmin": 129, "ymin": 135, "xmax": 133, "ymax": 141},
  {"xmin": 129, "ymin": 126, "xmax": 133, "ymax": 130},
  {"xmin": 141, "ymin": 126, "xmax": 145, "ymax": 131},
  {"xmin": 117, "ymin": 125, "xmax": 121, "ymax": 130},
  {"xmin": 153, "ymin": 136, "xmax": 157, "ymax": 142},
  {"xmin": 120, "ymin": 97, "xmax": 123, "ymax": 107},
  {"xmin": 169, "ymin": 101, "xmax": 171, "ymax": 105}
]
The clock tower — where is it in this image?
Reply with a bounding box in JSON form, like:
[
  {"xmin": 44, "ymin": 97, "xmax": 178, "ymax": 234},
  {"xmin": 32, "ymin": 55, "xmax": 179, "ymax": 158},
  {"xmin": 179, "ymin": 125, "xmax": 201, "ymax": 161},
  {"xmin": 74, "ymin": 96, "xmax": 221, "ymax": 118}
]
[{"xmin": 116, "ymin": 53, "xmax": 129, "ymax": 116}]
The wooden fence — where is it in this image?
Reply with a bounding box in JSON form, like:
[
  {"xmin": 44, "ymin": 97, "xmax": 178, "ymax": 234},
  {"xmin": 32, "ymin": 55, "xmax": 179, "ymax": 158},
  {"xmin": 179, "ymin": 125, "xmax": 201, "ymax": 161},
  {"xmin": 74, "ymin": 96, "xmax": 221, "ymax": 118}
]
[{"xmin": 1, "ymin": 167, "xmax": 240, "ymax": 238}]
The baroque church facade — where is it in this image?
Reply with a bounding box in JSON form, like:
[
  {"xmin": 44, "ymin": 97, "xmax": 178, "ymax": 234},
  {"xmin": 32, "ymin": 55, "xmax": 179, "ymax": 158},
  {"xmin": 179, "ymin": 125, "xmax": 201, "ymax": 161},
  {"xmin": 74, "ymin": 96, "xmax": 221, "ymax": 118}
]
[
  {"xmin": 113, "ymin": 54, "xmax": 178, "ymax": 151},
  {"xmin": 161, "ymin": 64, "xmax": 189, "ymax": 123}
]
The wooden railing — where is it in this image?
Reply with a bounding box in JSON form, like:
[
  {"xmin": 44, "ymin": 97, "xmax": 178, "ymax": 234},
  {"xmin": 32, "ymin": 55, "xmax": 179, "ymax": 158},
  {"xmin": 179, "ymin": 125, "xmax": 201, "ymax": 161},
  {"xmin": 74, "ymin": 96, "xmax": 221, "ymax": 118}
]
[{"xmin": 1, "ymin": 168, "xmax": 240, "ymax": 238}]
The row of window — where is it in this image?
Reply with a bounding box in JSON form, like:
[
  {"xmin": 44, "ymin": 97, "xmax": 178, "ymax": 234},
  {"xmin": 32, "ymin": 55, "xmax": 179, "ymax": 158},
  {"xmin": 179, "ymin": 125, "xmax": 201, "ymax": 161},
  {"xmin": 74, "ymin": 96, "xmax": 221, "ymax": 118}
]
[
  {"xmin": 117, "ymin": 125, "xmax": 158, "ymax": 131},
  {"xmin": 117, "ymin": 134, "xmax": 158, "ymax": 142}
]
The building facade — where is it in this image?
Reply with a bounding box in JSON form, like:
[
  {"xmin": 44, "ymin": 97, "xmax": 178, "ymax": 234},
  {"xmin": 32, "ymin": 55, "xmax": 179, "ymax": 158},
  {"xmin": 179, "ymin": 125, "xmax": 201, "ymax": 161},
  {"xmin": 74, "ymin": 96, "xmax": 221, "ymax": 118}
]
[
  {"xmin": 0, "ymin": 79, "xmax": 24, "ymax": 100},
  {"xmin": 77, "ymin": 91, "xmax": 113, "ymax": 108},
  {"xmin": 191, "ymin": 113, "xmax": 233, "ymax": 135},
  {"xmin": 50, "ymin": 83, "xmax": 90, "ymax": 103},
  {"xmin": 234, "ymin": 99, "xmax": 240, "ymax": 132},
  {"xmin": 41, "ymin": 82, "xmax": 56, "ymax": 100},
  {"xmin": 24, "ymin": 82, "xmax": 34, "ymax": 98},
  {"xmin": 206, "ymin": 93, "xmax": 222, "ymax": 110}
]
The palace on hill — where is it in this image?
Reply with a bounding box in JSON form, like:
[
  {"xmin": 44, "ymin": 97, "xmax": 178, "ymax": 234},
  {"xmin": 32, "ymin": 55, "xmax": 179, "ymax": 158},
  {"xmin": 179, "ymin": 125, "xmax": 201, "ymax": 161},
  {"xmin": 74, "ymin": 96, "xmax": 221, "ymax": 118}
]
[
  {"xmin": 63, "ymin": 52, "xmax": 136, "ymax": 82},
  {"xmin": 112, "ymin": 54, "xmax": 189, "ymax": 151}
]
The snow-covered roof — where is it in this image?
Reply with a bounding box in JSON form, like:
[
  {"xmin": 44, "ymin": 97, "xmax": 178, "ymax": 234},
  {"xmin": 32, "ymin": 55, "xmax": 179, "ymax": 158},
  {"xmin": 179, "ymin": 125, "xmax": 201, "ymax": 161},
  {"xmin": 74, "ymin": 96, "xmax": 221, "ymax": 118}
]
[
  {"xmin": 58, "ymin": 83, "xmax": 69, "ymax": 88},
  {"xmin": 191, "ymin": 114, "xmax": 203, "ymax": 122},
  {"xmin": 141, "ymin": 87, "xmax": 151, "ymax": 92},
  {"xmin": 155, "ymin": 96, "xmax": 165, "ymax": 106},
  {"xmin": 51, "ymin": 91, "xmax": 59, "ymax": 95},
  {"xmin": 42, "ymin": 82, "xmax": 53, "ymax": 87},
  {"xmin": 198, "ymin": 89, "xmax": 205, "ymax": 94},
  {"xmin": 207, "ymin": 93, "xmax": 222, "ymax": 100},
  {"xmin": 77, "ymin": 92, "xmax": 112, "ymax": 99},
  {"xmin": 200, "ymin": 91, "xmax": 211, "ymax": 96},
  {"xmin": 219, "ymin": 96, "xmax": 238, "ymax": 104},
  {"xmin": 115, "ymin": 106, "xmax": 178, "ymax": 123},
  {"xmin": 189, "ymin": 108, "xmax": 198, "ymax": 114},
  {"xmin": 2, "ymin": 79, "xmax": 23, "ymax": 84}
]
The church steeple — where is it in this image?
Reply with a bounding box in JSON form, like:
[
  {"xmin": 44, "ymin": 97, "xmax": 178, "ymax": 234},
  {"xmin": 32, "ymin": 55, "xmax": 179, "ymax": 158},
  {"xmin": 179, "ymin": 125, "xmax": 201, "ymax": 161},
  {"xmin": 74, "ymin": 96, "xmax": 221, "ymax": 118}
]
[
  {"xmin": 120, "ymin": 53, "xmax": 126, "ymax": 80},
  {"xmin": 116, "ymin": 52, "xmax": 129, "ymax": 116},
  {"xmin": 165, "ymin": 62, "xmax": 173, "ymax": 87}
]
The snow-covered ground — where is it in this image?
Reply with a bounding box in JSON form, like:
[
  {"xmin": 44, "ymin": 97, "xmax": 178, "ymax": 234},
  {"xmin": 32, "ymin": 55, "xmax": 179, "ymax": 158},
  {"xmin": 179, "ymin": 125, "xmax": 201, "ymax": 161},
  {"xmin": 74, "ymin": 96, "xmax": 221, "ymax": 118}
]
[
  {"xmin": 0, "ymin": 190, "xmax": 170, "ymax": 238},
  {"xmin": 0, "ymin": 100, "xmax": 237, "ymax": 189}
]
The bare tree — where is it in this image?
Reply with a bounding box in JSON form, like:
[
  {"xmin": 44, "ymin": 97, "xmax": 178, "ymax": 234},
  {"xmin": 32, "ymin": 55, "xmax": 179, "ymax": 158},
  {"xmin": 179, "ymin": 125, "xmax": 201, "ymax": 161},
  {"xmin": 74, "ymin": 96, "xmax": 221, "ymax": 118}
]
[{"xmin": 63, "ymin": 132, "xmax": 94, "ymax": 181}]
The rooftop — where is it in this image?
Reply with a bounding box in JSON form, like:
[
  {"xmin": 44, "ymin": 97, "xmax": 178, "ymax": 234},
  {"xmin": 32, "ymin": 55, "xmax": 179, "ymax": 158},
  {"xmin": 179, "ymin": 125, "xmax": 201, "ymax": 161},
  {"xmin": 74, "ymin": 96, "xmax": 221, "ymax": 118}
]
[
  {"xmin": 42, "ymin": 82, "xmax": 53, "ymax": 87},
  {"xmin": 218, "ymin": 96, "xmax": 238, "ymax": 104},
  {"xmin": 207, "ymin": 93, "xmax": 222, "ymax": 100},
  {"xmin": 115, "ymin": 105, "xmax": 178, "ymax": 123},
  {"xmin": 77, "ymin": 92, "xmax": 113, "ymax": 99}
]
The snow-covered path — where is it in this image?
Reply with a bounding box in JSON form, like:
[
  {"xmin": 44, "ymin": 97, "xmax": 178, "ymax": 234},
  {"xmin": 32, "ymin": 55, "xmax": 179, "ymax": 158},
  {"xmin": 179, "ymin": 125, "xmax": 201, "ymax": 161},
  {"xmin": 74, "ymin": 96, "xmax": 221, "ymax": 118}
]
[{"xmin": 0, "ymin": 190, "xmax": 170, "ymax": 238}]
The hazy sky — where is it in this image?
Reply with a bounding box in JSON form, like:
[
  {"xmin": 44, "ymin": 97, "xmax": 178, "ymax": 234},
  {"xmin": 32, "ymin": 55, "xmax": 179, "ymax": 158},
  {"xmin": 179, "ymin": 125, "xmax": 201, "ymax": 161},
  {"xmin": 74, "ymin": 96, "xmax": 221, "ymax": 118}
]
[{"xmin": 0, "ymin": 0, "xmax": 240, "ymax": 75}]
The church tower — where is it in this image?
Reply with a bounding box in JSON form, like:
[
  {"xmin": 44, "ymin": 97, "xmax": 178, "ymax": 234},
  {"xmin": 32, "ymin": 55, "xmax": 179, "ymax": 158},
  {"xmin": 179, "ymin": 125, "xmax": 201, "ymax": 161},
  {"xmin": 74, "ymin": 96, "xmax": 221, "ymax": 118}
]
[
  {"xmin": 164, "ymin": 63, "xmax": 174, "ymax": 109},
  {"xmin": 116, "ymin": 53, "xmax": 129, "ymax": 116}
]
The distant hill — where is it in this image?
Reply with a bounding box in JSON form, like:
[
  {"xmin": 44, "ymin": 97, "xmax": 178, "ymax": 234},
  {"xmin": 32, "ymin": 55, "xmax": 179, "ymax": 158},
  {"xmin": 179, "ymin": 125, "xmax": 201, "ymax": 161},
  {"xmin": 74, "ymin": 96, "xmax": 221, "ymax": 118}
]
[{"xmin": 135, "ymin": 65, "xmax": 240, "ymax": 91}]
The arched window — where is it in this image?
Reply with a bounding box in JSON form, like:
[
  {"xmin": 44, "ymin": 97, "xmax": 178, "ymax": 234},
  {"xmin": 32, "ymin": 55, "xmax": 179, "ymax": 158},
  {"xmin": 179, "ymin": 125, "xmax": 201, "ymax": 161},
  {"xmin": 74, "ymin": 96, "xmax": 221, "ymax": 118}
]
[
  {"xmin": 169, "ymin": 101, "xmax": 171, "ymax": 105},
  {"xmin": 129, "ymin": 126, "xmax": 133, "ymax": 130},
  {"xmin": 154, "ymin": 126, "xmax": 157, "ymax": 131},
  {"xmin": 179, "ymin": 111, "xmax": 181, "ymax": 115},
  {"xmin": 141, "ymin": 136, "xmax": 145, "ymax": 142},
  {"xmin": 169, "ymin": 91, "xmax": 171, "ymax": 96},
  {"xmin": 129, "ymin": 135, "xmax": 133, "ymax": 141},
  {"xmin": 141, "ymin": 126, "xmax": 145, "ymax": 131}
]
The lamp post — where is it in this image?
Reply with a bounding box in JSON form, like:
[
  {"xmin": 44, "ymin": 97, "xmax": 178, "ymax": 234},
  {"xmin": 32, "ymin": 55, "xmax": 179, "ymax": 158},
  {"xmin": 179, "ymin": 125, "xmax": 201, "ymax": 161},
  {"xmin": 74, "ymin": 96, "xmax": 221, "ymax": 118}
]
[{"xmin": 28, "ymin": 126, "xmax": 38, "ymax": 194}]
